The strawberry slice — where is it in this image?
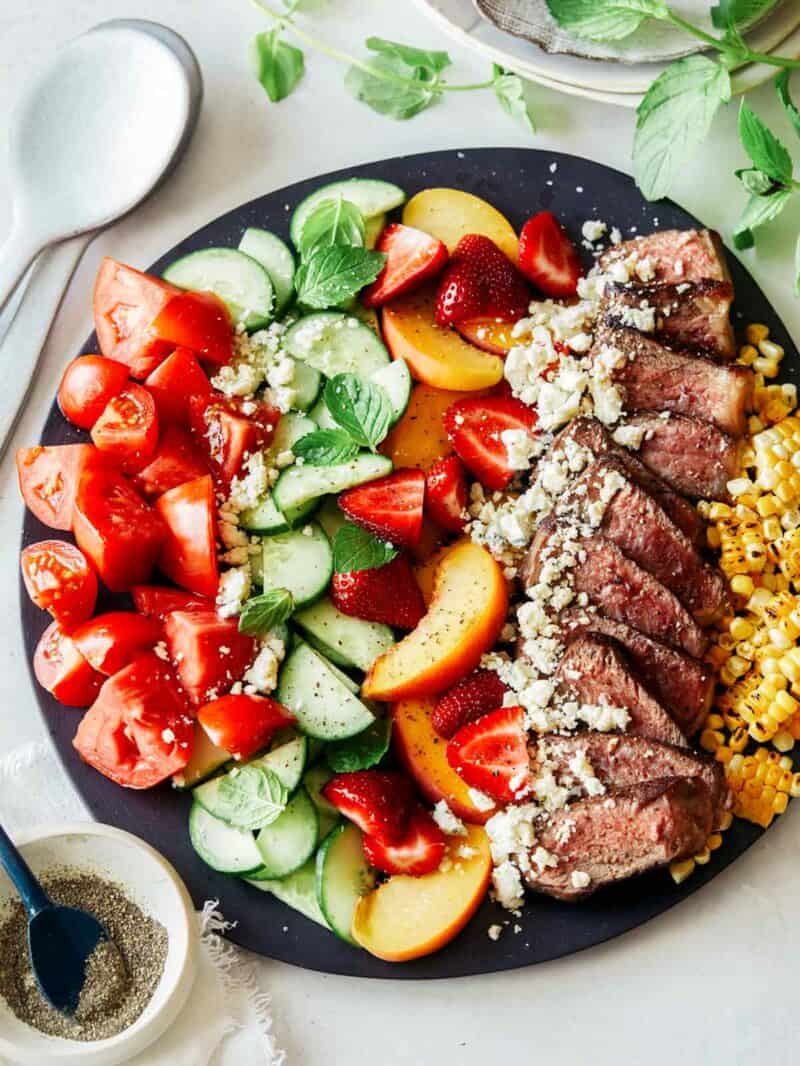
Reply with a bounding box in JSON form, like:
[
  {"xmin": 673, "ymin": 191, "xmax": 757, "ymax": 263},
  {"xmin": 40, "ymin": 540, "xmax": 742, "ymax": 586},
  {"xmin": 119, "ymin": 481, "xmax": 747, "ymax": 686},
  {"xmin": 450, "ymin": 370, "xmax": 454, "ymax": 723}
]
[
  {"xmin": 322, "ymin": 770, "xmax": 416, "ymax": 844},
  {"xmin": 443, "ymin": 395, "xmax": 538, "ymax": 491},
  {"xmin": 432, "ymin": 668, "xmax": 510, "ymax": 739},
  {"xmin": 362, "ymin": 224, "xmax": 448, "ymax": 308},
  {"xmin": 435, "ymin": 234, "xmax": 530, "ymax": 328},
  {"xmin": 331, "ymin": 555, "xmax": 426, "ymax": 629},
  {"xmin": 362, "ymin": 805, "xmax": 446, "ymax": 876},
  {"xmin": 425, "ymin": 455, "xmax": 468, "ymax": 533},
  {"xmin": 518, "ymin": 212, "xmax": 583, "ymax": 298},
  {"xmin": 339, "ymin": 469, "xmax": 425, "ymax": 548},
  {"xmin": 446, "ymin": 705, "xmax": 530, "ymax": 804}
]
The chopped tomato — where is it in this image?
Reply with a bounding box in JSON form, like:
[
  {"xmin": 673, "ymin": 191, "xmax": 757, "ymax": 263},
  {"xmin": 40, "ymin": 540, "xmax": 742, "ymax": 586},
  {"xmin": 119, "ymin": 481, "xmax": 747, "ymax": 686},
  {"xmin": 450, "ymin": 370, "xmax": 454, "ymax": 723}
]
[
  {"xmin": 57, "ymin": 355, "xmax": 129, "ymax": 430},
  {"xmin": 133, "ymin": 425, "xmax": 209, "ymax": 499},
  {"xmin": 93, "ymin": 258, "xmax": 181, "ymax": 379},
  {"xmin": 155, "ymin": 475, "xmax": 219, "ymax": 598},
  {"xmin": 21, "ymin": 540, "xmax": 97, "ymax": 631},
  {"xmin": 164, "ymin": 609, "xmax": 257, "ymax": 705},
  {"xmin": 73, "ymin": 652, "xmax": 194, "ymax": 788},
  {"xmin": 151, "ymin": 290, "xmax": 234, "ymax": 367},
  {"xmin": 33, "ymin": 620, "xmax": 103, "ymax": 707},
  {"xmin": 91, "ymin": 383, "xmax": 159, "ymax": 472},
  {"xmin": 73, "ymin": 465, "xmax": 166, "ymax": 592},
  {"xmin": 197, "ymin": 694, "xmax": 294, "ymax": 761},
  {"xmin": 131, "ymin": 585, "xmax": 210, "ymax": 622},
  {"xmin": 16, "ymin": 444, "xmax": 103, "ymax": 532},
  {"xmin": 144, "ymin": 347, "xmax": 212, "ymax": 427},
  {"xmin": 188, "ymin": 394, "xmax": 279, "ymax": 488},
  {"xmin": 71, "ymin": 611, "xmax": 164, "ymax": 675}
]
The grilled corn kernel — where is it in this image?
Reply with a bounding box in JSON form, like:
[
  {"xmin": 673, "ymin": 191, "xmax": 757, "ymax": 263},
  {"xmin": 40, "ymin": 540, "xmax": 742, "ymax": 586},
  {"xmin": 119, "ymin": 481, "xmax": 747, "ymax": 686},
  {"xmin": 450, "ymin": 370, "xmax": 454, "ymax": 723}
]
[
  {"xmin": 670, "ymin": 858, "xmax": 696, "ymax": 885},
  {"xmin": 746, "ymin": 324, "xmax": 769, "ymax": 345}
]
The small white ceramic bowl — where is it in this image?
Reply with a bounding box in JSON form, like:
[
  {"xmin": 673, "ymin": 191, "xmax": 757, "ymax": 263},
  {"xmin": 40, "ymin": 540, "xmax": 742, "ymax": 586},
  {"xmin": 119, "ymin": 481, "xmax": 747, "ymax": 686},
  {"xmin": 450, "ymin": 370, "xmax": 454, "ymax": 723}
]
[{"xmin": 0, "ymin": 822, "xmax": 198, "ymax": 1066}]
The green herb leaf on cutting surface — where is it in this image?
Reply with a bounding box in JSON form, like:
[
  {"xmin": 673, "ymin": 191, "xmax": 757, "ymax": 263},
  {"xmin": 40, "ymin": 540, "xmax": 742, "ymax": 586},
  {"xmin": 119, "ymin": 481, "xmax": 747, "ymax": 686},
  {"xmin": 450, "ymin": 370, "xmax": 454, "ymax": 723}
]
[
  {"xmin": 733, "ymin": 186, "xmax": 792, "ymax": 250},
  {"xmin": 775, "ymin": 71, "xmax": 800, "ymax": 143},
  {"xmin": 293, "ymin": 428, "xmax": 360, "ymax": 466},
  {"xmin": 710, "ymin": 0, "xmax": 775, "ymax": 31},
  {"xmin": 324, "ymin": 373, "xmax": 392, "ymax": 450},
  {"xmin": 332, "ymin": 523, "xmax": 398, "ymax": 574},
  {"xmin": 295, "ymin": 245, "xmax": 386, "ymax": 309},
  {"xmin": 738, "ymin": 100, "xmax": 793, "ymax": 183},
  {"xmin": 363, "ymin": 37, "xmax": 452, "ymax": 75},
  {"xmin": 213, "ymin": 765, "xmax": 289, "ymax": 831},
  {"xmin": 299, "ymin": 197, "xmax": 366, "ymax": 257},
  {"xmin": 239, "ymin": 588, "xmax": 295, "ymax": 637},
  {"xmin": 250, "ymin": 28, "xmax": 305, "ymax": 103},
  {"xmin": 345, "ymin": 56, "xmax": 443, "ymax": 121},
  {"xmin": 545, "ymin": 0, "xmax": 668, "ymax": 43},
  {"xmin": 735, "ymin": 167, "xmax": 776, "ymax": 195},
  {"xmin": 492, "ymin": 65, "xmax": 536, "ymax": 132},
  {"xmin": 326, "ymin": 716, "xmax": 393, "ymax": 773}
]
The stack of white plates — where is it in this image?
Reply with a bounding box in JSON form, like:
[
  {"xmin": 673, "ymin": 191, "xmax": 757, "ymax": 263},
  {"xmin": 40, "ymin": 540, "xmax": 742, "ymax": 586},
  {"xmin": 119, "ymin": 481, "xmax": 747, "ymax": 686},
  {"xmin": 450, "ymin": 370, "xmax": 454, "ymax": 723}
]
[{"xmin": 413, "ymin": 0, "xmax": 800, "ymax": 107}]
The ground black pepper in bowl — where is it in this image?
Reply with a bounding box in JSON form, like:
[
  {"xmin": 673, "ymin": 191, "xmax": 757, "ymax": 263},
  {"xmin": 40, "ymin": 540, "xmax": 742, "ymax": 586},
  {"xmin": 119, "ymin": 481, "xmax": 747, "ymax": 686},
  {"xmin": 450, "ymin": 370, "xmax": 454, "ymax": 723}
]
[{"xmin": 0, "ymin": 870, "xmax": 168, "ymax": 1042}]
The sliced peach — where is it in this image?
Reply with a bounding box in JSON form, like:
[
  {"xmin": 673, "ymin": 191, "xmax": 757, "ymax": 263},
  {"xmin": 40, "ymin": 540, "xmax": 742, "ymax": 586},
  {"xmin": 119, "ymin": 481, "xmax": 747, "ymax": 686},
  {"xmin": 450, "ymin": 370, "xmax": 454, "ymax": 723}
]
[
  {"xmin": 383, "ymin": 284, "xmax": 504, "ymax": 392},
  {"xmin": 351, "ymin": 825, "xmax": 491, "ymax": 961},
  {"xmin": 391, "ymin": 696, "xmax": 495, "ymax": 823},
  {"xmin": 413, "ymin": 541, "xmax": 457, "ymax": 605},
  {"xmin": 381, "ymin": 383, "xmax": 475, "ymax": 472},
  {"xmin": 402, "ymin": 188, "xmax": 519, "ymax": 261},
  {"xmin": 362, "ymin": 541, "xmax": 508, "ymax": 701},
  {"xmin": 457, "ymin": 318, "xmax": 518, "ymax": 355}
]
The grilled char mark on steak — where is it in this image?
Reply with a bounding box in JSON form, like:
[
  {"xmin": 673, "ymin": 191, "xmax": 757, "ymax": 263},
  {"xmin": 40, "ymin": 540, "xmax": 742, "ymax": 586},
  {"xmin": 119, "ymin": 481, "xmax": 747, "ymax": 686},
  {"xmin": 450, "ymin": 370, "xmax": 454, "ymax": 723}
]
[
  {"xmin": 598, "ymin": 228, "xmax": 731, "ymax": 286},
  {"xmin": 555, "ymin": 634, "xmax": 688, "ymax": 748},
  {"xmin": 600, "ymin": 279, "xmax": 735, "ymax": 361},
  {"xmin": 550, "ymin": 417, "xmax": 704, "ymax": 546},
  {"xmin": 559, "ymin": 608, "xmax": 714, "ymax": 735},
  {"xmin": 594, "ymin": 324, "xmax": 751, "ymax": 437},
  {"xmin": 526, "ymin": 777, "xmax": 715, "ymax": 901}
]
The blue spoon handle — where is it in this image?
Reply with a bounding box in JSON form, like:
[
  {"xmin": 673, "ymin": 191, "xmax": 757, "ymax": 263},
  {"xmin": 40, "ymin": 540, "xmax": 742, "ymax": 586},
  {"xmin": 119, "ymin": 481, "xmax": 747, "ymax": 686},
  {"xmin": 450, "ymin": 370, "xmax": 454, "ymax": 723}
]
[{"xmin": 0, "ymin": 822, "xmax": 49, "ymax": 917}]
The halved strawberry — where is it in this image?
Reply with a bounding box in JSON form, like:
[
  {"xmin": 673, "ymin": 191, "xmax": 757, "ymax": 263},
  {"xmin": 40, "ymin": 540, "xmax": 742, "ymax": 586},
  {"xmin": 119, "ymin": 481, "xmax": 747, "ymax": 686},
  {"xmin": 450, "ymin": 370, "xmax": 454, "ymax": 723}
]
[
  {"xmin": 432, "ymin": 668, "xmax": 510, "ymax": 739},
  {"xmin": 322, "ymin": 770, "xmax": 416, "ymax": 844},
  {"xmin": 518, "ymin": 212, "xmax": 583, "ymax": 298},
  {"xmin": 435, "ymin": 234, "xmax": 530, "ymax": 327},
  {"xmin": 446, "ymin": 705, "xmax": 530, "ymax": 804},
  {"xmin": 331, "ymin": 555, "xmax": 425, "ymax": 629},
  {"xmin": 362, "ymin": 805, "xmax": 446, "ymax": 877},
  {"xmin": 425, "ymin": 455, "xmax": 468, "ymax": 534},
  {"xmin": 362, "ymin": 224, "xmax": 448, "ymax": 308},
  {"xmin": 339, "ymin": 469, "xmax": 425, "ymax": 548},
  {"xmin": 443, "ymin": 395, "xmax": 538, "ymax": 491}
]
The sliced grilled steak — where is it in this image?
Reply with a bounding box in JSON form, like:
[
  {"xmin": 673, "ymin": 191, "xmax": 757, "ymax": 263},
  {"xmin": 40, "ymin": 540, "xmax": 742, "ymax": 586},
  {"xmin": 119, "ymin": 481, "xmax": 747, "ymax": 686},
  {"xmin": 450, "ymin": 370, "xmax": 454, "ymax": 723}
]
[
  {"xmin": 559, "ymin": 608, "xmax": 713, "ymax": 734},
  {"xmin": 598, "ymin": 228, "xmax": 730, "ymax": 285},
  {"xmin": 600, "ymin": 279, "xmax": 735, "ymax": 361},
  {"xmin": 526, "ymin": 777, "xmax": 715, "ymax": 900},
  {"xmin": 555, "ymin": 634, "xmax": 688, "ymax": 748},
  {"xmin": 594, "ymin": 324, "xmax": 751, "ymax": 436},
  {"xmin": 550, "ymin": 417, "xmax": 703, "ymax": 545}
]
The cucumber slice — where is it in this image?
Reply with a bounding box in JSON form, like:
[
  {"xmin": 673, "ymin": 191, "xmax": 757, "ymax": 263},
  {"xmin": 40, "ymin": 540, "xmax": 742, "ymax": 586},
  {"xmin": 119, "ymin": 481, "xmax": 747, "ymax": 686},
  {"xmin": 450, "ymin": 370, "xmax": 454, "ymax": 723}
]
[
  {"xmin": 316, "ymin": 823, "xmax": 376, "ymax": 944},
  {"xmin": 273, "ymin": 453, "xmax": 392, "ymax": 517},
  {"xmin": 244, "ymin": 858, "xmax": 329, "ymax": 927},
  {"xmin": 173, "ymin": 726, "xmax": 230, "ymax": 790},
  {"xmin": 260, "ymin": 733, "xmax": 308, "ymax": 793},
  {"xmin": 289, "ymin": 359, "xmax": 322, "ymax": 412},
  {"xmin": 371, "ymin": 358, "xmax": 411, "ymax": 425},
  {"xmin": 239, "ymin": 228, "xmax": 295, "ymax": 314},
  {"xmin": 290, "ymin": 178, "xmax": 405, "ymax": 248},
  {"xmin": 304, "ymin": 764, "xmax": 340, "ymax": 842},
  {"xmin": 260, "ymin": 522, "xmax": 332, "ymax": 606},
  {"xmin": 316, "ymin": 497, "xmax": 347, "ymax": 542},
  {"xmin": 324, "ymin": 659, "xmax": 360, "ymax": 695},
  {"xmin": 249, "ymin": 788, "xmax": 318, "ymax": 880},
  {"xmin": 277, "ymin": 641, "xmax": 375, "ymax": 740},
  {"xmin": 164, "ymin": 248, "xmax": 274, "ymax": 331},
  {"xmin": 283, "ymin": 312, "xmax": 390, "ymax": 379},
  {"xmin": 308, "ymin": 397, "xmax": 337, "ymax": 430},
  {"xmin": 240, "ymin": 413, "xmax": 317, "ymax": 536},
  {"xmin": 293, "ymin": 598, "xmax": 394, "ymax": 673},
  {"xmin": 364, "ymin": 214, "xmax": 386, "ymax": 250},
  {"xmin": 189, "ymin": 803, "xmax": 263, "ymax": 875}
]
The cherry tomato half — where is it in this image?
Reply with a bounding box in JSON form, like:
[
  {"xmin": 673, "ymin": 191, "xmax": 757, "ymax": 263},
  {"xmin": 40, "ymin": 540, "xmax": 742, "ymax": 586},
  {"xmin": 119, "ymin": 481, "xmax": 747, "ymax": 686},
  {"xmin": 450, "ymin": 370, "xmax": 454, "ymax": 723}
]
[
  {"xmin": 21, "ymin": 540, "xmax": 97, "ymax": 631},
  {"xmin": 33, "ymin": 620, "xmax": 103, "ymax": 707},
  {"xmin": 16, "ymin": 444, "xmax": 103, "ymax": 532},
  {"xmin": 91, "ymin": 383, "xmax": 159, "ymax": 472},
  {"xmin": 71, "ymin": 611, "xmax": 164, "ymax": 675},
  {"xmin": 57, "ymin": 355, "xmax": 129, "ymax": 430}
]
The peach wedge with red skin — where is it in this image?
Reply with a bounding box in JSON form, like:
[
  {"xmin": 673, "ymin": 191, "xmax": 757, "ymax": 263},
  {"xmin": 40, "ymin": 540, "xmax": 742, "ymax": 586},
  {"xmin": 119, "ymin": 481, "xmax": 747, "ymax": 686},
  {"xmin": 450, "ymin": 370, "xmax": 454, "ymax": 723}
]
[
  {"xmin": 402, "ymin": 188, "xmax": 519, "ymax": 261},
  {"xmin": 351, "ymin": 825, "xmax": 492, "ymax": 962},
  {"xmin": 362, "ymin": 541, "xmax": 508, "ymax": 701}
]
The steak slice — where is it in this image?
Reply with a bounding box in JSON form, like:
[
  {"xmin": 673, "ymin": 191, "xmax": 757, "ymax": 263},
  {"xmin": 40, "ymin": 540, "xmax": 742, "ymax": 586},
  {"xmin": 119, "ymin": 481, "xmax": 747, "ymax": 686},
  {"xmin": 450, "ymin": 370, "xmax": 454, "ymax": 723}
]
[
  {"xmin": 598, "ymin": 228, "xmax": 731, "ymax": 285},
  {"xmin": 622, "ymin": 412, "xmax": 740, "ymax": 500},
  {"xmin": 526, "ymin": 777, "xmax": 715, "ymax": 900},
  {"xmin": 555, "ymin": 634, "xmax": 688, "ymax": 748},
  {"xmin": 559, "ymin": 608, "xmax": 713, "ymax": 735},
  {"xmin": 600, "ymin": 279, "xmax": 735, "ymax": 361},
  {"xmin": 594, "ymin": 324, "xmax": 751, "ymax": 436}
]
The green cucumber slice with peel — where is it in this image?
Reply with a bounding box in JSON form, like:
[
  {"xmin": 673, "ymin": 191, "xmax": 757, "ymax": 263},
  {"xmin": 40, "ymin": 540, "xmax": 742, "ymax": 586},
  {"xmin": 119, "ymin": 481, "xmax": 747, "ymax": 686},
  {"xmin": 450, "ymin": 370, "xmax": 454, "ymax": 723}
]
[
  {"xmin": 259, "ymin": 522, "xmax": 332, "ymax": 606},
  {"xmin": 277, "ymin": 641, "xmax": 375, "ymax": 740},
  {"xmin": 304, "ymin": 764, "xmax": 340, "ymax": 842},
  {"xmin": 282, "ymin": 312, "xmax": 390, "ymax": 379},
  {"xmin": 243, "ymin": 858, "xmax": 328, "ymax": 927},
  {"xmin": 315, "ymin": 823, "xmax": 376, "ymax": 944},
  {"xmin": 290, "ymin": 178, "xmax": 405, "ymax": 248},
  {"xmin": 293, "ymin": 597, "xmax": 394, "ymax": 673},
  {"xmin": 248, "ymin": 788, "xmax": 318, "ymax": 880},
  {"xmin": 238, "ymin": 228, "xmax": 295, "ymax": 314},
  {"xmin": 189, "ymin": 803, "xmax": 263, "ymax": 875},
  {"xmin": 272, "ymin": 453, "xmax": 392, "ymax": 517},
  {"xmin": 163, "ymin": 247, "xmax": 274, "ymax": 331}
]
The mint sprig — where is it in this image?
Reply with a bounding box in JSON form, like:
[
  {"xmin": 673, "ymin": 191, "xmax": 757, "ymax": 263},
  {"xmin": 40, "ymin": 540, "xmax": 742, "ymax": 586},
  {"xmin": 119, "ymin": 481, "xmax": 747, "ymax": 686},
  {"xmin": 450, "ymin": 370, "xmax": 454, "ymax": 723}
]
[
  {"xmin": 295, "ymin": 245, "xmax": 385, "ymax": 310},
  {"xmin": 333, "ymin": 523, "xmax": 398, "ymax": 573},
  {"xmin": 299, "ymin": 197, "xmax": 365, "ymax": 257},
  {"xmin": 293, "ymin": 428, "xmax": 360, "ymax": 465},
  {"xmin": 324, "ymin": 373, "xmax": 392, "ymax": 451},
  {"xmin": 214, "ymin": 765, "xmax": 288, "ymax": 831},
  {"xmin": 239, "ymin": 587, "xmax": 295, "ymax": 637}
]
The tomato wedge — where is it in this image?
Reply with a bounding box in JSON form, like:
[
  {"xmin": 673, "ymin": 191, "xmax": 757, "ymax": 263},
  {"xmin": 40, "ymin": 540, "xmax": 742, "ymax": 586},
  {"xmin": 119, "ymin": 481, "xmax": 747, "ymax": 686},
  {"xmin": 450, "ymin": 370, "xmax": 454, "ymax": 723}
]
[
  {"xmin": 71, "ymin": 611, "xmax": 164, "ymax": 675},
  {"xmin": 73, "ymin": 652, "xmax": 194, "ymax": 789},
  {"xmin": 131, "ymin": 585, "xmax": 210, "ymax": 622},
  {"xmin": 16, "ymin": 444, "xmax": 103, "ymax": 532},
  {"xmin": 151, "ymin": 290, "xmax": 234, "ymax": 367},
  {"xmin": 155, "ymin": 475, "xmax": 219, "ymax": 598},
  {"xmin": 144, "ymin": 347, "xmax": 212, "ymax": 427},
  {"xmin": 164, "ymin": 609, "xmax": 257, "ymax": 705},
  {"xmin": 91, "ymin": 383, "xmax": 159, "ymax": 471},
  {"xmin": 93, "ymin": 258, "xmax": 182, "ymax": 379},
  {"xmin": 197, "ymin": 694, "xmax": 294, "ymax": 761},
  {"xmin": 188, "ymin": 394, "xmax": 279, "ymax": 488},
  {"xmin": 73, "ymin": 465, "xmax": 166, "ymax": 592},
  {"xmin": 57, "ymin": 355, "xmax": 129, "ymax": 430},
  {"xmin": 132, "ymin": 425, "xmax": 209, "ymax": 499},
  {"xmin": 33, "ymin": 620, "xmax": 104, "ymax": 707},
  {"xmin": 21, "ymin": 540, "xmax": 97, "ymax": 631}
]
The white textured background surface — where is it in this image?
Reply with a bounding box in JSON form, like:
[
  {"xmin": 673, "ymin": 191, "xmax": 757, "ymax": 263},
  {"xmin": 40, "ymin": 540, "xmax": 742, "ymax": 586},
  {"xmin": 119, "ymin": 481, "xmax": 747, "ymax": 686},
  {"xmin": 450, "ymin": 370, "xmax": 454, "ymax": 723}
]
[{"xmin": 1, "ymin": 2, "xmax": 799, "ymax": 1063}]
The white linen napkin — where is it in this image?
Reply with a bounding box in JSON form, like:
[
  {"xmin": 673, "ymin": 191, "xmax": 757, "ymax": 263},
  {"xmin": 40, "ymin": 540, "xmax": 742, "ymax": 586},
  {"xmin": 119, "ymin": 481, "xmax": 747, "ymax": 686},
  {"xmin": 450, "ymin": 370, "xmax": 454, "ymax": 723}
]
[{"xmin": 0, "ymin": 741, "xmax": 285, "ymax": 1066}]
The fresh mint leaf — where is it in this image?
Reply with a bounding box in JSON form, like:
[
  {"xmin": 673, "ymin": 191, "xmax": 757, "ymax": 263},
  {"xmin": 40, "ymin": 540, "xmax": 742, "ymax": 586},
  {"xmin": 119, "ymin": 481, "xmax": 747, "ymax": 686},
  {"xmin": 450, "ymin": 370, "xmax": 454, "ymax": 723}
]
[
  {"xmin": 295, "ymin": 245, "xmax": 386, "ymax": 309},
  {"xmin": 333, "ymin": 523, "xmax": 399, "ymax": 573},
  {"xmin": 364, "ymin": 37, "xmax": 451, "ymax": 75},
  {"xmin": 711, "ymin": 0, "xmax": 773, "ymax": 30},
  {"xmin": 545, "ymin": 0, "xmax": 668, "ymax": 42},
  {"xmin": 239, "ymin": 588, "xmax": 295, "ymax": 637},
  {"xmin": 213, "ymin": 766, "xmax": 288, "ymax": 831},
  {"xmin": 293, "ymin": 428, "xmax": 360, "ymax": 465},
  {"xmin": 734, "ymin": 187, "xmax": 792, "ymax": 248},
  {"xmin": 492, "ymin": 65, "xmax": 535, "ymax": 132},
  {"xmin": 776, "ymin": 71, "xmax": 800, "ymax": 143},
  {"xmin": 735, "ymin": 167, "xmax": 775, "ymax": 195},
  {"xmin": 249, "ymin": 29, "xmax": 305, "ymax": 103},
  {"xmin": 738, "ymin": 100, "xmax": 792, "ymax": 183},
  {"xmin": 634, "ymin": 56, "xmax": 731, "ymax": 201},
  {"xmin": 326, "ymin": 717, "xmax": 392, "ymax": 773},
  {"xmin": 324, "ymin": 373, "xmax": 392, "ymax": 450},
  {"xmin": 299, "ymin": 197, "xmax": 365, "ymax": 257},
  {"xmin": 345, "ymin": 56, "xmax": 442, "ymax": 120}
]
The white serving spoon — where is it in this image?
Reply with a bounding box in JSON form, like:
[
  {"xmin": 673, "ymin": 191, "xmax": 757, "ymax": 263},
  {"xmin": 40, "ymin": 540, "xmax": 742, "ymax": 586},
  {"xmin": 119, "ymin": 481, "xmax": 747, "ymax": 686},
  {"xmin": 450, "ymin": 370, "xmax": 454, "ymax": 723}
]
[{"xmin": 0, "ymin": 19, "xmax": 203, "ymax": 451}]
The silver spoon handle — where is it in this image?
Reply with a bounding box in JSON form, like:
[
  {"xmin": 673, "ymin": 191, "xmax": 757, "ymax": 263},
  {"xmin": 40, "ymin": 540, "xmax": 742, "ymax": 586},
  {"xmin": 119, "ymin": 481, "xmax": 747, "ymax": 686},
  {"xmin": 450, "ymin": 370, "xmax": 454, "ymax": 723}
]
[
  {"xmin": 0, "ymin": 822, "xmax": 49, "ymax": 917},
  {"xmin": 0, "ymin": 219, "xmax": 44, "ymax": 314}
]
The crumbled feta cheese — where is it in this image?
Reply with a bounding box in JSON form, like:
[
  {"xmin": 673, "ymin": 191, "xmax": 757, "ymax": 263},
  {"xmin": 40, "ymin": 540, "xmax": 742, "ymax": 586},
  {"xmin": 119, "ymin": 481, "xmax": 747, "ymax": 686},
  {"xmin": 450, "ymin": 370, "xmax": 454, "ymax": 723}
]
[
  {"xmin": 468, "ymin": 788, "xmax": 495, "ymax": 812},
  {"xmin": 243, "ymin": 636, "xmax": 285, "ymax": 694},
  {"xmin": 581, "ymin": 220, "xmax": 607, "ymax": 243},
  {"xmin": 487, "ymin": 924, "xmax": 503, "ymax": 941},
  {"xmin": 570, "ymin": 870, "xmax": 591, "ymax": 889},
  {"xmin": 432, "ymin": 800, "xmax": 467, "ymax": 836},
  {"xmin": 216, "ymin": 566, "xmax": 251, "ymax": 619},
  {"xmin": 501, "ymin": 428, "xmax": 537, "ymax": 472}
]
